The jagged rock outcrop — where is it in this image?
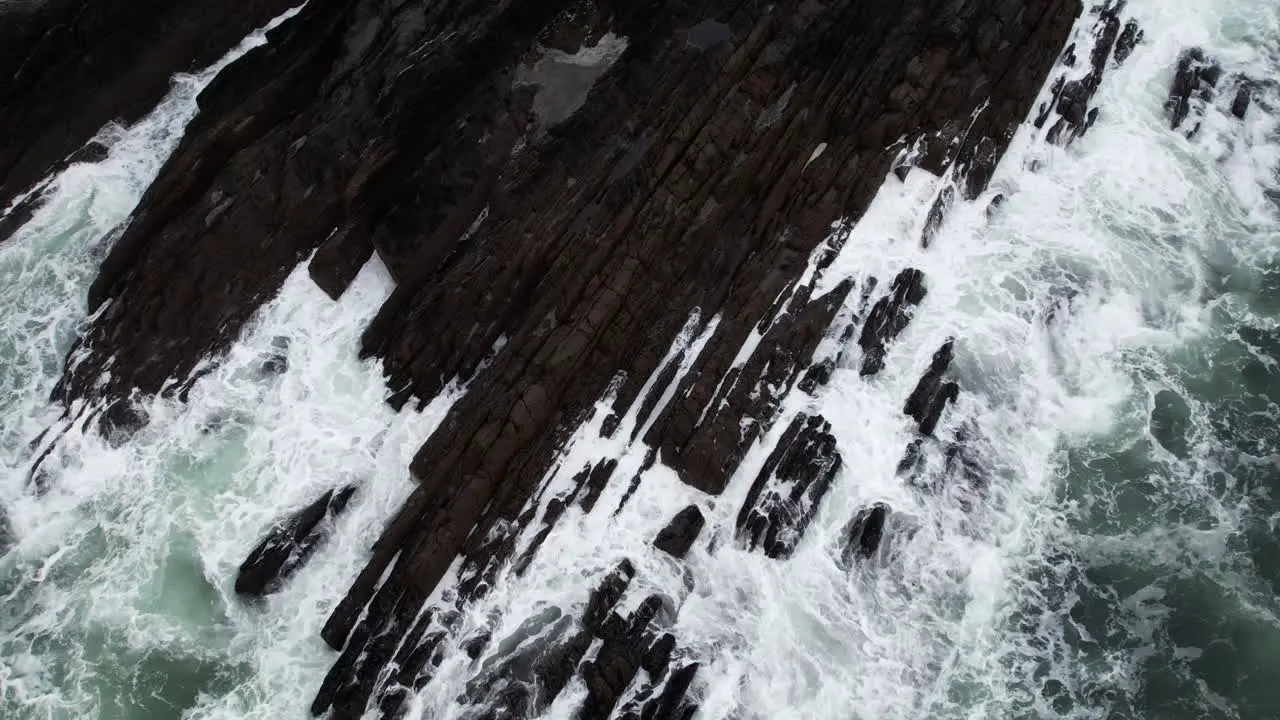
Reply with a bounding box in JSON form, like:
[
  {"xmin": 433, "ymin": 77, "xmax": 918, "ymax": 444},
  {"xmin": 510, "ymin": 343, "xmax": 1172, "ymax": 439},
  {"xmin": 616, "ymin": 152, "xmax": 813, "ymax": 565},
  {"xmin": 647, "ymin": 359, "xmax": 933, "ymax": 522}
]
[
  {"xmin": 859, "ymin": 269, "xmax": 927, "ymax": 376},
  {"xmin": 0, "ymin": 0, "xmax": 297, "ymax": 229},
  {"xmin": 45, "ymin": 0, "xmax": 1083, "ymax": 714},
  {"xmin": 235, "ymin": 485, "xmax": 357, "ymax": 597},
  {"xmin": 736, "ymin": 413, "xmax": 841, "ymax": 559},
  {"xmin": 1034, "ymin": 1, "xmax": 1141, "ymax": 145},
  {"xmin": 1166, "ymin": 47, "xmax": 1223, "ymax": 137},
  {"xmin": 903, "ymin": 339, "xmax": 959, "ymax": 435}
]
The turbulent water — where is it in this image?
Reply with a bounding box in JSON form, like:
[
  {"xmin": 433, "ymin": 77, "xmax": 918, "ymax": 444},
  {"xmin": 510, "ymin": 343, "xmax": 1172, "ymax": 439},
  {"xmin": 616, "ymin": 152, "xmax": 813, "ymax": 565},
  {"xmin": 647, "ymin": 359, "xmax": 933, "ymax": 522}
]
[{"xmin": 2, "ymin": 1, "xmax": 1279, "ymax": 718}]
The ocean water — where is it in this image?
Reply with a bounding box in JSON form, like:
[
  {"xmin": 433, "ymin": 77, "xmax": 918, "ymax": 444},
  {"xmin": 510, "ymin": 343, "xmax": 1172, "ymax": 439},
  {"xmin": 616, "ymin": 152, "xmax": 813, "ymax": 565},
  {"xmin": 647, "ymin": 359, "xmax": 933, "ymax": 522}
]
[{"xmin": 1, "ymin": 1, "xmax": 1278, "ymax": 718}]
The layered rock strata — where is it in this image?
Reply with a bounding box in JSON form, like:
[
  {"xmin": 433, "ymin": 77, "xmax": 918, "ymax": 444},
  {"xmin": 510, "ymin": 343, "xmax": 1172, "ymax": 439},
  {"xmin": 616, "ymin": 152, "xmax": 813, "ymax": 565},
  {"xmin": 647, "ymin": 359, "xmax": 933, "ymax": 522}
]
[
  {"xmin": 29, "ymin": 0, "xmax": 1090, "ymax": 715},
  {"xmin": 0, "ymin": 0, "xmax": 297, "ymax": 236}
]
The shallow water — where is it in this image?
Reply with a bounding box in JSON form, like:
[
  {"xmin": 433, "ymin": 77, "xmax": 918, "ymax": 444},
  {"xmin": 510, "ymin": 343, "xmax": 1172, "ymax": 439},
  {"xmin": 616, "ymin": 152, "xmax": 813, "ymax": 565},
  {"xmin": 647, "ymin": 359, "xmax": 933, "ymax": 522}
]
[{"xmin": 2, "ymin": 1, "xmax": 1279, "ymax": 719}]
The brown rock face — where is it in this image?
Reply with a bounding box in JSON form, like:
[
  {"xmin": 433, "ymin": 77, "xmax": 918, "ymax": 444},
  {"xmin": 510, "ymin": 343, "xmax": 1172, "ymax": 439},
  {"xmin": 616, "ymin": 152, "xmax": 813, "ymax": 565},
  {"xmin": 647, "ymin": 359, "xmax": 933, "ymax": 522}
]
[{"xmin": 48, "ymin": 0, "xmax": 1083, "ymax": 714}]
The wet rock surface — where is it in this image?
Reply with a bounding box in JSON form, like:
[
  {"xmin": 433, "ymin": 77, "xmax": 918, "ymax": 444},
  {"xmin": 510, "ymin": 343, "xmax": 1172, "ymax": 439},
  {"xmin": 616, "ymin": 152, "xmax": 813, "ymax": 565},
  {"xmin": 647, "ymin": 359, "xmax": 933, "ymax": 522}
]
[
  {"xmin": 1035, "ymin": 1, "xmax": 1141, "ymax": 146},
  {"xmin": 235, "ymin": 485, "xmax": 357, "ymax": 597},
  {"xmin": 0, "ymin": 0, "xmax": 297, "ymax": 230},
  {"xmin": 840, "ymin": 503, "xmax": 890, "ymax": 566},
  {"xmin": 1167, "ymin": 47, "xmax": 1223, "ymax": 137},
  {"xmin": 904, "ymin": 339, "xmax": 959, "ymax": 436},
  {"xmin": 736, "ymin": 413, "xmax": 842, "ymax": 559},
  {"xmin": 653, "ymin": 505, "xmax": 706, "ymax": 559},
  {"xmin": 42, "ymin": 0, "xmax": 1084, "ymax": 714},
  {"xmin": 859, "ymin": 269, "xmax": 927, "ymax": 376}
]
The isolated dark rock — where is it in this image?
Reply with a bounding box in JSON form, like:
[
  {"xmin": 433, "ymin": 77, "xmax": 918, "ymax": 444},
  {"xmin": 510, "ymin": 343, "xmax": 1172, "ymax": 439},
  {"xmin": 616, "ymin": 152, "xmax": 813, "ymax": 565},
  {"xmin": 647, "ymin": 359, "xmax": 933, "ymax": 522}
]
[
  {"xmin": 737, "ymin": 413, "xmax": 842, "ymax": 559},
  {"xmin": 652, "ymin": 505, "xmax": 705, "ymax": 559},
  {"xmin": 1231, "ymin": 80, "xmax": 1253, "ymax": 119},
  {"xmin": 985, "ymin": 193, "xmax": 1006, "ymax": 220},
  {"xmin": 235, "ymin": 485, "xmax": 357, "ymax": 597},
  {"xmin": 840, "ymin": 503, "xmax": 890, "ymax": 566},
  {"xmin": 903, "ymin": 339, "xmax": 957, "ymax": 435}
]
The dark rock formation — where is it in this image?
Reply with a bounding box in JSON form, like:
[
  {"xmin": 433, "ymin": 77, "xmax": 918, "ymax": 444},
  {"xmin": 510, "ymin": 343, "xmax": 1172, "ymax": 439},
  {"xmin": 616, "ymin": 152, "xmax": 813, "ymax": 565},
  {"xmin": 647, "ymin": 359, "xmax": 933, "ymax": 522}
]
[
  {"xmin": 1035, "ymin": 1, "xmax": 1139, "ymax": 145},
  {"xmin": 1230, "ymin": 79, "xmax": 1253, "ymax": 120},
  {"xmin": 576, "ymin": 458, "xmax": 620, "ymax": 512},
  {"xmin": 640, "ymin": 662, "xmax": 700, "ymax": 720},
  {"xmin": 584, "ymin": 559, "xmax": 637, "ymax": 634},
  {"xmin": 650, "ymin": 277, "xmax": 855, "ymax": 496},
  {"xmin": 921, "ymin": 185, "xmax": 955, "ymax": 247},
  {"xmin": 235, "ymin": 484, "xmax": 357, "ymax": 597},
  {"xmin": 1150, "ymin": 388, "xmax": 1192, "ymax": 459},
  {"xmin": 1113, "ymin": 19, "xmax": 1143, "ymax": 65},
  {"xmin": 0, "ymin": 0, "xmax": 297, "ymax": 228},
  {"xmin": 653, "ymin": 505, "xmax": 706, "ymax": 559},
  {"xmin": 642, "ymin": 632, "xmax": 677, "ymax": 678},
  {"xmin": 737, "ymin": 413, "xmax": 842, "ymax": 559},
  {"xmin": 44, "ymin": 0, "xmax": 1083, "ymax": 713},
  {"xmin": 798, "ymin": 357, "xmax": 837, "ymax": 394},
  {"xmin": 859, "ymin": 269, "xmax": 927, "ymax": 376},
  {"xmin": 1166, "ymin": 47, "xmax": 1223, "ymax": 137},
  {"xmin": 839, "ymin": 503, "xmax": 889, "ymax": 566},
  {"xmin": 903, "ymin": 339, "xmax": 959, "ymax": 435},
  {"xmin": 897, "ymin": 438, "xmax": 924, "ymax": 477}
]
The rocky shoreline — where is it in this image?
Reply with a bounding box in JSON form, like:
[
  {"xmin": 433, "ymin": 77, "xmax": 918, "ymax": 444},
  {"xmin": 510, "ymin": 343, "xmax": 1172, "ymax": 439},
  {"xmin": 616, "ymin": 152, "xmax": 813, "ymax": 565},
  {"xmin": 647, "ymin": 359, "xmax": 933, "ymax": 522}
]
[{"xmin": 0, "ymin": 0, "xmax": 1183, "ymax": 717}]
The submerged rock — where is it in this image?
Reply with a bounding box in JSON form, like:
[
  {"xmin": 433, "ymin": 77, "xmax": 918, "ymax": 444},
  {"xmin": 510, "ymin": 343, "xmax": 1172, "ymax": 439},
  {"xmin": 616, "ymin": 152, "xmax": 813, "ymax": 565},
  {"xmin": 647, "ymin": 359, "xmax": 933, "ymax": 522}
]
[
  {"xmin": 0, "ymin": 504, "xmax": 12, "ymax": 553},
  {"xmin": 1150, "ymin": 388, "xmax": 1192, "ymax": 459},
  {"xmin": 235, "ymin": 484, "xmax": 357, "ymax": 597},
  {"xmin": 259, "ymin": 335, "xmax": 290, "ymax": 376}
]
